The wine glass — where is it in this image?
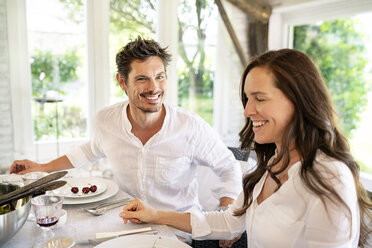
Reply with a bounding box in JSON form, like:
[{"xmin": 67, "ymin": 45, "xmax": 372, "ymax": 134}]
[
  {"xmin": 31, "ymin": 194, "xmax": 64, "ymax": 248},
  {"xmin": 22, "ymin": 171, "xmax": 49, "ymax": 222}
]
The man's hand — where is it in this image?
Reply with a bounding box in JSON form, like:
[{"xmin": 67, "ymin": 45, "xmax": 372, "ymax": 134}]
[
  {"xmin": 219, "ymin": 196, "xmax": 234, "ymax": 207},
  {"xmin": 218, "ymin": 234, "xmax": 242, "ymax": 248},
  {"xmin": 119, "ymin": 198, "xmax": 158, "ymax": 224},
  {"xmin": 9, "ymin": 159, "xmax": 44, "ymax": 174},
  {"xmin": 10, "ymin": 156, "xmax": 73, "ymax": 175}
]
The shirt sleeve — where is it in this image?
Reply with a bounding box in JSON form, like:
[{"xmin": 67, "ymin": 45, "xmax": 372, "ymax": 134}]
[
  {"xmin": 192, "ymin": 117, "xmax": 242, "ymax": 201},
  {"xmin": 190, "ymin": 192, "xmax": 246, "ymax": 240},
  {"xmin": 304, "ymin": 163, "xmax": 359, "ymax": 248},
  {"xmin": 65, "ymin": 113, "xmax": 106, "ymax": 169}
]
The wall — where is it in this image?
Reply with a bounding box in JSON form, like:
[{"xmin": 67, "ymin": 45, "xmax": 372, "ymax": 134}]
[
  {"xmin": 214, "ymin": 0, "xmax": 247, "ymax": 147},
  {"xmin": 0, "ymin": 0, "xmax": 14, "ymax": 170}
]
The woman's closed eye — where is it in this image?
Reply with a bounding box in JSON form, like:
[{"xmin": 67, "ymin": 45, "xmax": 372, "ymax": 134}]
[{"xmin": 256, "ymin": 97, "xmax": 266, "ymax": 102}]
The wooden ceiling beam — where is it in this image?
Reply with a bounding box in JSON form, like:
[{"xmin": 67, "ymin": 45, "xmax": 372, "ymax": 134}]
[
  {"xmin": 215, "ymin": 0, "xmax": 247, "ymax": 67},
  {"xmin": 225, "ymin": 0, "xmax": 271, "ymax": 23}
]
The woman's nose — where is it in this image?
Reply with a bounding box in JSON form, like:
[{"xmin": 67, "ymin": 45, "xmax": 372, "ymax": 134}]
[{"xmin": 244, "ymin": 100, "xmax": 256, "ymax": 117}]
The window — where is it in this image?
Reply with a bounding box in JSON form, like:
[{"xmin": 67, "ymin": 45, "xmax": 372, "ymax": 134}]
[
  {"xmin": 268, "ymin": 0, "xmax": 372, "ymax": 189},
  {"xmin": 292, "ymin": 14, "xmax": 372, "ymax": 175},
  {"xmin": 26, "ymin": 0, "xmax": 88, "ymax": 158},
  {"xmin": 177, "ymin": 1, "xmax": 218, "ymax": 125}
]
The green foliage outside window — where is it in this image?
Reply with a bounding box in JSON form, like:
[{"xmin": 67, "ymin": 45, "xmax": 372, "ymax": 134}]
[
  {"xmin": 31, "ymin": 49, "xmax": 80, "ymax": 98},
  {"xmin": 178, "ymin": 66, "xmax": 214, "ymax": 124},
  {"xmin": 30, "ymin": 49, "xmax": 86, "ymax": 140},
  {"xmin": 293, "ymin": 19, "xmax": 369, "ymax": 138},
  {"xmin": 293, "ymin": 19, "xmax": 371, "ymax": 173}
]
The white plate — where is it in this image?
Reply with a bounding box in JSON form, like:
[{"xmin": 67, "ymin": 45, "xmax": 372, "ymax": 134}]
[
  {"xmin": 58, "ymin": 178, "xmax": 119, "ymax": 205},
  {"xmin": 94, "ymin": 235, "xmax": 191, "ymax": 248},
  {"xmin": 53, "ymin": 178, "xmax": 107, "ymax": 198}
]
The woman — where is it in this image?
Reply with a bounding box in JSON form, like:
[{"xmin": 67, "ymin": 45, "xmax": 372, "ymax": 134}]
[{"xmin": 120, "ymin": 49, "xmax": 372, "ymax": 247}]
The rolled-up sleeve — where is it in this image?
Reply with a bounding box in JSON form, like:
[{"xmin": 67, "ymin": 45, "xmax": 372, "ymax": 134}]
[
  {"xmin": 189, "ymin": 193, "xmax": 246, "ymax": 240},
  {"xmin": 193, "ymin": 119, "xmax": 242, "ymax": 200},
  {"xmin": 65, "ymin": 115, "xmax": 106, "ymax": 169}
]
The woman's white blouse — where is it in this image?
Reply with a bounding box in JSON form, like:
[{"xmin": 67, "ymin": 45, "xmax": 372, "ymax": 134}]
[{"xmin": 190, "ymin": 152, "xmax": 360, "ymax": 247}]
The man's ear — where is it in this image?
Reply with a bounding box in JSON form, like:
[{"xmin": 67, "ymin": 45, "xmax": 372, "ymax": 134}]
[{"xmin": 116, "ymin": 73, "xmax": 127, "ymax": 92}]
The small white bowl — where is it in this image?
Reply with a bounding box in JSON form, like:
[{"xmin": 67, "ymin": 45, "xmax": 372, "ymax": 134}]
[
  {"xmin": 22, "ymin": 171, "xmax": 49, "ymax": 185},
  {"xmin": 56, "ymin": 209, "xmax": 67, "ymax": 228}
]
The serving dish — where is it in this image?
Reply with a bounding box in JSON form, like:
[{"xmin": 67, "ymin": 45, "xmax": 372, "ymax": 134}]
[{"xmin": 0, "ymin": 183, "xmax": 31, "ymax": 246}]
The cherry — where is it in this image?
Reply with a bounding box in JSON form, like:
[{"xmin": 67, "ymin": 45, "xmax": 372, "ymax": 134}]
[
  {"xmin": 71, "ymin": 187, "xmax": 79, "ymax": 194},
  {"xmin": 82, "ymin": 187, "xmax": 90, "ymax": 194},
  {"xmin": 90, "ymin": 185, "xmax": 97, "ymax": 192}
]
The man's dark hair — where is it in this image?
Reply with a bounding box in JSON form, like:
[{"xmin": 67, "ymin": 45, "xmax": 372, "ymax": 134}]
[{"xmin": 116, "ymin": 36, "xmax": 172, "ymax": 83}]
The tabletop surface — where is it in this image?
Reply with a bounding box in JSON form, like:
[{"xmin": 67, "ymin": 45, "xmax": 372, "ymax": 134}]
[{"xmin": 1, "ymin": 173, "xmax": 178, "ymax": 248}]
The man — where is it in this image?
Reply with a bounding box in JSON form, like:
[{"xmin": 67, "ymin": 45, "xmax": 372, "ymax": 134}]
[{"xmin": 10, "ymin": 37, "xmax": 241, "ymax": 212}]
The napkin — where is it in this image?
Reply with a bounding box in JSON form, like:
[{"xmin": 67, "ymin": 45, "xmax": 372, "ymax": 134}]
[{"xmin": 96, "ymin": 227, "xmax": 153, "ymax": 239}]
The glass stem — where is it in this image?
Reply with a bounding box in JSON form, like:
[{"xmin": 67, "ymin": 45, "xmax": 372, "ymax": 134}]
[{"xmin": 42, "ymin": 228, "xmax": 54, "ymax": 243}]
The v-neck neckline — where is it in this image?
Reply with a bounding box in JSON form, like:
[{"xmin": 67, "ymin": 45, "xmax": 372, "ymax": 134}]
[
  {"xmin": 254, "ymin": 161, "xmax": 301, "ymax": 207},
  {"xmin": 122, "ymin": 102, "xmax": 170, "ymax": 147}
]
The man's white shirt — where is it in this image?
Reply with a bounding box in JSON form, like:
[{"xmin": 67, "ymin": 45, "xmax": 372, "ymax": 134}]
[{"xmin": 66, "ymin": 101, "xmax": 242, "ymax": 211}]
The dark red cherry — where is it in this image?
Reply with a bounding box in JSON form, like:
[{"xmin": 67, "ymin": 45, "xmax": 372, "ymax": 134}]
[
  {"xmin": 82, "ymin": 187, "xmax": 90, "ymax": 194},
  {"xmin": 90, "ymin": 185, "xmax": 97, "ymax": 192},
  {"xmin": 71, "ymin": 187, "xmax": 79, "ymax": 194}
]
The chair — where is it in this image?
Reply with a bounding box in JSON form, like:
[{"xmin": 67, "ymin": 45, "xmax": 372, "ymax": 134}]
[
  {"xmin": 191, "ymin": 147, "xmax": 249, "ymax": 248},
  {"xmin": 192, "ymin": 232, "xmax": 247, "ymax": 248},
  {"xmin": 228, "ymin": 147, "xmax": 250, "ymax": 161}
]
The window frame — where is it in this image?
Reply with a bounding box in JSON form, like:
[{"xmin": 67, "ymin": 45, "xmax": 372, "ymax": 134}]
[{"xmin": 267, "ymin": 0, "xmax": 372, "ymax": 191}]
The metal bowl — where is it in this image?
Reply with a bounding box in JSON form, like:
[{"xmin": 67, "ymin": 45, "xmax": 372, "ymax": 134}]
[{"xmin": 0, "ymin": 183, "xmax": 31, "ymax": 246}]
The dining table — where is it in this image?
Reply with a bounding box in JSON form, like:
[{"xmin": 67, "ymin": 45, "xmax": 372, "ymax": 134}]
[{"xmin": 1, "ymin": 171, "xmax": 180, "ymax": 248}]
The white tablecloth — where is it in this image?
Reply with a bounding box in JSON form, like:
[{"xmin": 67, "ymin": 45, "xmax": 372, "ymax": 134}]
[{"xmin": 4, "ymin": 185, "xmax": 177, "ymax": 248}]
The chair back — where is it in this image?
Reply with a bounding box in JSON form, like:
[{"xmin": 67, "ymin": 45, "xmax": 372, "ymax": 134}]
[{"xmin": 228, "ymin": 147, "xmax": 250, "ymax": 161}]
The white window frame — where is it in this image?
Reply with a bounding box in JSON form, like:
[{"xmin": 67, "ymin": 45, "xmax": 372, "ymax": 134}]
[
  {"xmin": 157, "ymin": 0, "xmax": 179, "ymax": 106},
  {"xmin": 7, "ymin": 0, "xmax": 178, "ymax": 162},
  {"xmin": 268, "ymin": 0, "xmax": 372, "ymax": 191}
]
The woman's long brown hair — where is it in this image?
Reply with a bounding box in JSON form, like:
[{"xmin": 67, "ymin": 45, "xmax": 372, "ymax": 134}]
[{"xmin": 234, "ymin": 49, "xmax": 372, "ymax": 247}]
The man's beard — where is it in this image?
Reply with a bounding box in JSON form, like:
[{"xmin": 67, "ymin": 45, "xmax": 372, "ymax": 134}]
[{"xmin": 137, "ymin": 104, "xmax": 162, "ymax": 113}]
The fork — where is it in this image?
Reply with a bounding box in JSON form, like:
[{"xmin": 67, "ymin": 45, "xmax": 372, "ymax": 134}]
[{"xmin": 81, "ymin": 198, "xmax": 131, "ymax": 216}]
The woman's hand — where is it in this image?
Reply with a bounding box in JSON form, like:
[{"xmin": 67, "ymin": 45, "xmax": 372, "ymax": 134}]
[
  {"xmin": 119, "ymin": 198, "xmax": 159, "ymax": 224},
  {"xmin": 119, "ymin": 198, "xmax": 192, "ymax": 233}
]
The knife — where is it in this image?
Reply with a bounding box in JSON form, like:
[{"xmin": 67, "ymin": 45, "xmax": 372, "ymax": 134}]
[
  {"xmin": 76, "ymin": 230, "xmax": 158, "ymax": 245},
  {"xmin": 0, "ymin": 171, "xmax": 68, "ymax": 203},
  {"xmin": 0, "ymin": 180, "xmax": 67, "ymax": 206}
]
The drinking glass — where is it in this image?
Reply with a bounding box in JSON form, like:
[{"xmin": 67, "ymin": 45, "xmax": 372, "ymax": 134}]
[
  {"xmin": 22, "ymin": 172, "xmax": 50, "ymax": 222},
  {"xmin": 31, "ymin": 195, "xmax": 64, "ymax": 248}
]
